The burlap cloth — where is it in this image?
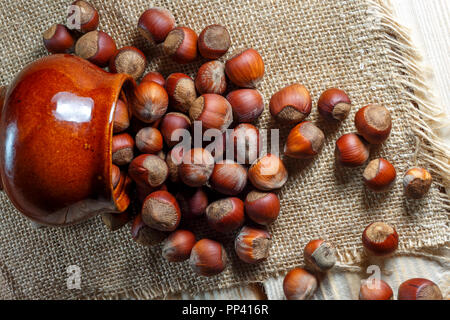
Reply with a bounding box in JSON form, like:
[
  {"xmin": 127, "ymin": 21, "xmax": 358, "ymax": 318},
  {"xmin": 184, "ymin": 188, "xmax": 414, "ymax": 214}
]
[{"xmin": 0, "ymin": 0, "xmax": 448, "ymax": 299}]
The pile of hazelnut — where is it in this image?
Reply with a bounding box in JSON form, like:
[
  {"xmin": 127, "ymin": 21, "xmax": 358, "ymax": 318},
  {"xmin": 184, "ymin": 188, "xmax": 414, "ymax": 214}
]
[{"xmin": 41, "ymin": 2, "xmax": 440, "ymax": 298}]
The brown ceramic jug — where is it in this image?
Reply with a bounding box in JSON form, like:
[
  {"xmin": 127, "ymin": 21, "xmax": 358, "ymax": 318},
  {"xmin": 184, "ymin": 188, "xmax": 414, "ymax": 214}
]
[{"xmin": 0, "ymin": 54, "xmax": 135, "ymax": 226}]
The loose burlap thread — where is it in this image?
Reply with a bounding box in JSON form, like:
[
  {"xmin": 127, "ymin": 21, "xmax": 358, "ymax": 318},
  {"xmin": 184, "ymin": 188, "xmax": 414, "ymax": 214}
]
[{"xmin": 0, "ymin": 0, "xmax": 448, "ymax": 299}]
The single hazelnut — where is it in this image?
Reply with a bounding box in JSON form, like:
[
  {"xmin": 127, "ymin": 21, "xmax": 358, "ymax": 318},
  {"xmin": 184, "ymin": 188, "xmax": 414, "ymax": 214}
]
[
  {"xmin": 179, "ymin": 148, "xmax": 215, "ymax": 187},
  {"xmin": 189, "ymin": 239, "xmax": 228, "ymax": 276},
  {"xmin": 160, "ymin": 112, "xmax": 191, "ymax": 147},
  {"xmin": 162, "ymin": 229, "xmax": 196, "ymax": 262},
  {"xmin": 70, "ymin": 1, "xmax": 99, "ymax": 33},
  {"xmin": 235, "ymin": 226, "xmax": 272, "ymax": 264},
  {"xmin": 335, "ymin": 133, "xmax": 370, "ymax": 167},
  {"xmin": 43, "ymin": 24, "xmax": 75, "ymax": 54},
  {"xmin": 141, "ymin": 190, "xmax": 181, "ymax": 231},
  {"xmin": 176, "ymin": 187, "xmax": 209, "ymax": 220},
  {"xmin": 75, "ymin": 30, "xmax": 117, "ymax": 67},
  {"xmin": 166, "ymin": 146, "xmax": 188, "ymax": 183},
  {"xmin": 141, "ymin": 71, "xmax": 166, "ymax": 87},
  {"xmin": 189, "ymin": 94, "xmax": 233, "ymax": 132},
  {"xmin": 111, "ymin": 164, "xmax": 121, "ymax": 189},
  {"xmin": 113, "ymin": 99, "xmax": 130, "ymax": 133},
  {"xmin": 363, "ymin": 158, "xmax": 396, "ymax": 192},
  {"xmin": 138, "ymin": 8, "xmax": 175, "ymax": 45},
  {"xmin": 131, "ymin": 81, "xmax": 169, "ymax": 123},
  {"xmin": 248, "ymin": 154, "xmax": 288, "ymax": 191},
  {"xmin": 195, "ymin": 61, "xmax": 227, "ymax": 95},
  {"xmin": 226, "ymin": 89, "xmax": 264, "ymax": 123},
  {"xmin": 112, "ymin": 133, "xmax": 135, "ymax": 166},
  {"xmin": 398, "ymin": 278, "xmax": 443, "ymax": 300},
  {"xmin": 403, "ymin": 167, "xmax": 432, "ymax": 199},
  {"xmin": 283, "ymin": 268, "xmax": 318, "ymax": 300},
  {"xmin": 135, "ymin": 127, "xmax": 164, "ymax": 154},
  {"xmin": 317, "ymin": 88, "xmax": 352, "ymax": 121},
  {"xmin": 128, "ymin": 154, "xmax": 168, "ymax": 188},
  {"xmin": 165, "ymin": 73, "xmax": 197, "ymax": 113},
  {"xmin": 198, "ymin": 24, "xmax": 231, "ymax": 59},
  {"xmin": 225, "ymin": 48, "xmax": 264, "ymax": 88},
  {"xmin": 109, "ymin": 46, "xmax": 147, "ymax": 80},
  {"xmin": 131, "ymin": 213, "xmax": 167, "ymax": 247},
  {"xmin": 205, "ymin": 197, "xmax": 245, "ymax": 233},
  {"xmin": 101, "ymin": 210, "xmax": 132, "ymax": 232},
  {"xmin": 303, "ymin": 239, "xmax": 336, "ymax": 272},
  {"xmin": 284, "ymin": 121, "xmax": 325, "ymax": 159},
  {"xmin": 209, "ymin": 160, "xmax": 247, "ymax": 196},
  {"xmin": 355, "ymin": 104, "xmax": 392, "ymax": 144},
  {"xmin": 359, "ymin": 279, "xmax": 393, "ymax": 300},
  {"xmin": 269, "ymin": 83, "xmax": 312, "ymax": 124},
  {"xmin": 244, "ymin": 191, "xmax": 280, "ymax": 225},
  {"xmin": 362, "ymin": 221, "xmax": 399, "ymax": 256},
  {"xmin": 163, "ymin": 27, "xmax": 198, "ymax": 64},
  {"xmin": 231, "ymin": 123, "xmax": 261, "ymax": 165}
]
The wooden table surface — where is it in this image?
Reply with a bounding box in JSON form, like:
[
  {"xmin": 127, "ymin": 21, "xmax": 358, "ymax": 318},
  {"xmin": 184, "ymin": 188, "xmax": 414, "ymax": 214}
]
[{"xmin": 167, "ymin": 0, "xmax": 450, "ymax": 300}]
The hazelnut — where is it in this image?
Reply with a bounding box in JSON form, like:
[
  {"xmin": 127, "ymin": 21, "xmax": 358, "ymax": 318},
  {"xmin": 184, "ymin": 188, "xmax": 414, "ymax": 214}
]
[
  {"xmin": 189, "ymin": 239, "xmax": 228, "ymax": 276},
  {"xmin": 131, "ymin": 81, "xmax": 169, "ymax": 123},
  {"xmin": 189, "ymin": 94, "xmax": 233, "ymax": 132},
  {"xmin": 111, "ymin": 164, "xmax": 121, "ymax": 189},
  {"xmin": 138, "ymin": 8, "xmax": 175, "ymax": 45},
  {"xmin": 163, "ymin": 27, "xmax": 198, "ymax": 64},
  {"xmin": 160, "ymin": 112, "xmax": 191, "ymax": 147},
  {"xmin": 162, "ymin": 230, "xmax": 196, "ymax": 262},
  {"xmin": 355, "ymin": 104, "xmax": 392, "ymax": 144},
  {"xmin": 362, "ymin": 221, "xmax": 399, "ymax": 256},
  {"xmin": 141, "ymin": 71, "xmax": 166, "ymax": 87},
  {"xmin": 231, "ymin": 123, "xmax": 261, "ymax": 165},
  {"xmin": 235, "ymin": 226, "xmax": 272, "ymax": 264},
  {"xmin": 198, "ymin": 24, "xmax": 231, "ymax": 59},
  {"xmin": 317, "ymin": 88, "xmax": 352, "ymax": 121},
  {"xmin": 283, "ymin": 268, "xmax": 318, "ymax": 300},
  {"xmin": 128, "ymin": 154, "xmax": 168, "ymax": 188},
  {"xmin": 101, "ymin": 210, "xmax": 132, "ymax": 232},
  {"xmin": 112, "ymin": 133, "xmax": 135, "ymax": 166},
  {"xmin": 75, "ymin": 30, "xmax": 117, "ymax": 67},
  {"xmin": 131, "ymin": 213, "xmax": 167, "ymax": 247},
  {"xmin": 248, "ymin": 154, "xmax": 288, "ymax": 191},
  {"xmin": 209, "ymin": 160, "xmax": 247, "ymax": 196},
  {"xmin": 109, "ymin": 46, "xmax": 147, "ymax": 80},
  {"xmin": 403, "ymin": 167, "xmax": 432, "ymax": 199},
  {"xmin": 179, "ymin": 148, "xmax": 215, "ymax": 187},
  {"xmin": 113, "ymin": 99, "xmax": 130, "ymax": 133},
  {"xmin": 244, "ymin": 191, "xmax": 280, "ymax": 225},
  {"xmin": 205, "ymin": 197, "xmax": 245, "ymax": 233},
  {"xmin": 398, "ymin": 278, "xmax": 443, "ymax": 300},
  {"xmin": 303, "ymin": 239, "xmax": 336, "ymax": 272},
  {"xmin": 43, "ymin": 24, "xmax": 75, "ymax": 54},
  {"xmin": 166, "ymin": 146, "xmax": 188, "ymax": 183},
  {"xmin": 135, "ymin": 127, "xmax": 164, "ymax": 154},
  {"xmin": 269, "ymin": 83, "xmax": 312, "ymax": 124},
  {"xmin": 176, "ymin": 187, "xmax": 209, "ymax": 219},
  {"xmin": 335, "ymin": 133, "xmax": 370, "ymax": 167},
  {"xmin": 70, "ymin": 1, "xmax": 99, "ymax": 33},
  {"xmin": 226, "ymin": 89, "xmax": 264, "ymax": 123},
  {"xmin": 363, "ymin": 158, "xmax": 396, "ymax": 192},
  {"xmin": 225, "ymin": 48, "xmax": 265, "ymax": 88},
  {"xmin": 284, "ymin": 121, "xmax": 325, "ymax": 159},
  {"xmin": 359, "ymin": 279, "xmax": 393, "ymax": 300},
  {"xmin": 141, "ymin": 190, "xmax": 181, "ymax": 232},
  {"xmin": 165, "ymin": 73, "xmax": 197, "ymax": 113},
  {"xmin": 195, "ymin": 61, "xmax": 227, "ymax": 95}
]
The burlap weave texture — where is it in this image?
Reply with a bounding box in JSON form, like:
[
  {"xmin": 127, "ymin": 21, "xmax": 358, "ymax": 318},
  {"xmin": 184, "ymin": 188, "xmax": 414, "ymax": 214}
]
[{"xmin": 0, "ymin": 0, "xmax": 448, "ymax": 299}]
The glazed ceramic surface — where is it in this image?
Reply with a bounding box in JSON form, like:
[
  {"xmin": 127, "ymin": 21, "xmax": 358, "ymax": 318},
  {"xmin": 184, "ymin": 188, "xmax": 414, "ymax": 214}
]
[{"xmin": 0, "ymin": 54, "xmax": 135, "ymax": 226}]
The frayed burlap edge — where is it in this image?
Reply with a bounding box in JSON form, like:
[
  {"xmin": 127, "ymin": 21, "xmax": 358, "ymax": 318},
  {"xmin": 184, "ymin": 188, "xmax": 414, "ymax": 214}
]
[{"xmin": 75, "ymin": 0, "xmax": 449, "ymax": 300}]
